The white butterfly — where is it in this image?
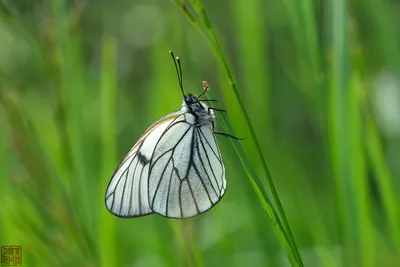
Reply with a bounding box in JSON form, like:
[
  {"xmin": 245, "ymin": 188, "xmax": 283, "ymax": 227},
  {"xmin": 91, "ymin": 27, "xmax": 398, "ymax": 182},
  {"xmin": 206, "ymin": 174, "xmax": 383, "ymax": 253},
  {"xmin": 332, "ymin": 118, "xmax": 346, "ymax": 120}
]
[{"xmin": 105, "ymin": 51, "xmax": 242, "ymax": 219}]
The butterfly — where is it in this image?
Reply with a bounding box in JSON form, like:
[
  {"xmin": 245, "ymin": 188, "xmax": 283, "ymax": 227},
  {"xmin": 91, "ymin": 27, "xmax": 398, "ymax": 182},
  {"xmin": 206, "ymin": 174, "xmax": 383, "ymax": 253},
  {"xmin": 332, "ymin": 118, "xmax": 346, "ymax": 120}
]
[{"xmin": 105, "ymin": 51, "xmax": 244, "ymax": 219}]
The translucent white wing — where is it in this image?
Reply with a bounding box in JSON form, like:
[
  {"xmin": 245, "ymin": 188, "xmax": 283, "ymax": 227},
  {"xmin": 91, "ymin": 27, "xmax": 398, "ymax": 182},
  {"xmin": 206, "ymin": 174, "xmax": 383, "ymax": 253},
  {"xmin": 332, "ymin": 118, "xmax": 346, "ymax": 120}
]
[
  {"xmin": 105, "ymin": 111, "xmax": 186, "ymax": 217},
  {"xmin": 148, "ymin": 113, "xmax": 226, "ymax": 218}
]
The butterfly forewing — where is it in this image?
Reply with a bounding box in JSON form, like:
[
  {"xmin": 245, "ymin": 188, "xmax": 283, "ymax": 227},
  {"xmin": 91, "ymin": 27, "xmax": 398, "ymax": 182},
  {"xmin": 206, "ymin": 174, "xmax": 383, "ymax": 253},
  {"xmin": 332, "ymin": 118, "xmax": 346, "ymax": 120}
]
[
  {"xmin": 105, "ymin": 111, "xmax": 185, "ymax": 217},
  {"xmin": 148, "ymin": 112, "xmax": 226, "ymax": 219}
]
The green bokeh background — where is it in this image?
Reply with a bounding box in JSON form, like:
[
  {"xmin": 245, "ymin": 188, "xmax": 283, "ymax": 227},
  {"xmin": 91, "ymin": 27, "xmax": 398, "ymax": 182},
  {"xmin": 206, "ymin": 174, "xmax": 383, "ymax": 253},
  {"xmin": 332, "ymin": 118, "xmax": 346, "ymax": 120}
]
[{"xmin": 1, "ymin": 0, "xmax": 400, "ymax": 266}]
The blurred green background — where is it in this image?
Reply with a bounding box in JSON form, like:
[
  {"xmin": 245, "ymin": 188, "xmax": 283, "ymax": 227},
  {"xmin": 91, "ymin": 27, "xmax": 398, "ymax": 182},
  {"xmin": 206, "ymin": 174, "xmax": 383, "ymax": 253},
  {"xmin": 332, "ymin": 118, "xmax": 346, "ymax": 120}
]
[{"xmin": 1, "ymin": 0, "xmax": 400, "ymax": 266}]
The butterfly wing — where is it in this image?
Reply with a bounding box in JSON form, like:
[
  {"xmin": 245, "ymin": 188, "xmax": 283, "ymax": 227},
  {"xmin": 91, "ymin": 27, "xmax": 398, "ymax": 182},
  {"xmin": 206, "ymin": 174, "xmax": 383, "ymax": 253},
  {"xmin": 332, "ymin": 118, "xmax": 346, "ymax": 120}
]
[
  {"xmin": 148, "ymin": 113, "xmax": 226, "ymax": 218},
  {"xmin": 105, "ymin": 110, "xmax": 186, "ymax": 217}
]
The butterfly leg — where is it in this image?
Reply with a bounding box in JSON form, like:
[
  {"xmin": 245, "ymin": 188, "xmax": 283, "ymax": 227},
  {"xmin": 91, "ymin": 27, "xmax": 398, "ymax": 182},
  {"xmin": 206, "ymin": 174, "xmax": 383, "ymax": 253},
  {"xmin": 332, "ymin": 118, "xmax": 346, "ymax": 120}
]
[
  {"xmin": 199, "ymin": 99, "xmax": 219, "ymax": 102},
  {"xmin": 214, "ymin": 132, "xmax": 246, "ymax": 140},
  {"xmin": 208, "ymin": 107, "xmax": 227, "ymax": 114}
]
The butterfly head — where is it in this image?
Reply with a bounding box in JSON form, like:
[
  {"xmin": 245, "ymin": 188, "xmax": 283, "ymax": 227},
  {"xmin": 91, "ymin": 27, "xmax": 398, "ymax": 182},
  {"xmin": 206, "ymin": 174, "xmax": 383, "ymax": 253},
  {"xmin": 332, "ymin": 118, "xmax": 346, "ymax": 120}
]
[{"xmin": 184, "ymin": 93, "xmax": 198, "ymax": 105}]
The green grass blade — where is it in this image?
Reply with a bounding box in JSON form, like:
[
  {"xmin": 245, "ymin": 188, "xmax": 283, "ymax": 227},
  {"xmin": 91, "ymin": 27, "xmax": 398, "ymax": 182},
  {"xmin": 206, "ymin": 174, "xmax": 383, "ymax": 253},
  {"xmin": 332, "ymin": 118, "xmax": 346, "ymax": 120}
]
[
  {"xmin": 330, "ymin": 0, "xmax": 374, "ymax": 265},
  {"xmin": 363, "ymin": 0, "xmax": 400, "ymax": 68},
  {"xmin": 197, "ymin": 6, "xmax": 303, "ymax": 266},
  {"xmin": 99, "ymin": 35, "xmax": 118, "ymax": 267},
  {"xmin": 51, "ymin": 0, "xmax": 90, "ymax": 225},
  {"xmin": 173, "ymin": 1, "xmax": 303, "ymax": 266},
  {"xmin": 232, "ymin": 0, "xmax": 271, "ymax": 132},
  {"xmin": 205, "ymin": 89, "xmax": 298, "ymax": 267},
  {"xmin": 0, "ymin": 107, "xmax": 14, "ymax": 245},
  {"xmin": 366, "ymin": 114, "xmax": 400, "ymax": 248}
]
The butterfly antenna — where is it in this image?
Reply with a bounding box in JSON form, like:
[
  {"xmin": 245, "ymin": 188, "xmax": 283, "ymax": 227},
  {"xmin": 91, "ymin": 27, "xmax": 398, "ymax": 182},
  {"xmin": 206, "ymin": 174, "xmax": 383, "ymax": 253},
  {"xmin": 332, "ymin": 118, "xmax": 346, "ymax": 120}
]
[
  {"xmin": 169, "ymin": 50, "xmax": 185, "ymax": 98},
  {"xmin": 177, "ymin": 57, "xmax": 184, "ymax": 93}
]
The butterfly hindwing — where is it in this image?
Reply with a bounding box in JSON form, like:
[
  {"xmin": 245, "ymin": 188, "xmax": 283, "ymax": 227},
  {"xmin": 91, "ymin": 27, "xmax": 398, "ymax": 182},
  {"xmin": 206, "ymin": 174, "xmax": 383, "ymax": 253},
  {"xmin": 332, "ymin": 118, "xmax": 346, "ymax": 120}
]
[{"xmin": 148, "ymin": 112, "xmax": 226, "ymax": 219}]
